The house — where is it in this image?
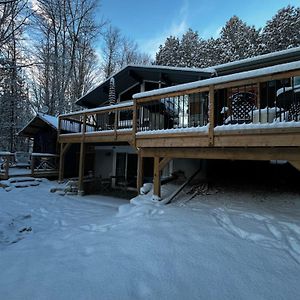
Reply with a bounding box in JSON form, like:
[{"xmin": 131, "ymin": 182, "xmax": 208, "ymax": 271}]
[
  {"xmin": 18, "ymin": 113, "xmax": 59, "ymax": 154},
  {"xmin": 58, "ymin": 47, "xmax": 300, "ymax": 197}
]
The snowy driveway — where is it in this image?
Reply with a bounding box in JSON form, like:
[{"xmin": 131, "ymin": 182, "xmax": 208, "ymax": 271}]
[{"xmin": 0, "ymin": 180, "xmax": 300, "ymax": 300}]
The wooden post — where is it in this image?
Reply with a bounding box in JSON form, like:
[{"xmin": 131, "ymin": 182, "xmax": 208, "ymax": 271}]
[
  {"xmin": 59, "ymin": 143, "xmax": 65, "ymax": 182},
  {"xmin": 4, "ymin": 155, "xmax": 9, "ymax": 180},
  {"xmin": 114, "ymin": 109, "xmax": 118, "ymax": 140},
  {"xmin": 208, "ymin": 85, "xmax": 215, "ymax": 146},
  {"xmin": 132, "ymin": 101, "xmax": 137, "ymax": 147},
  {"xmin": 58, "ymin": 143, "xmax": 71, "ymax": 182},
  {"xmin": 153, "ymin": 156, "xmax": 161, "ymax": 198},
  {"xmin": 257, "ymin": 83, "xmax": 261, "ymax": 109},
  {"xmin": 82, "ymin": 114, "xmax": 87, "ymax": 135},
  {"xmin": 31, "ymin": 155, "xmax": 35, "ymax": 176},
  {"xmin": 137, "ymin": 151, "xmax": 143, "ymax": 193},
  {"xmin": 78, "ymin": 142, "xmax": 85, "ymax": 196}
]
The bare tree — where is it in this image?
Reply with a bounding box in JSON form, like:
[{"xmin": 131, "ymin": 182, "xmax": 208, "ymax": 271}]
[
  {"xmin": 0, "ymin": 0, "xmax": 30, "ymax": 52},
  {"xmin": 0, "ymin": 0, "xmax": 32, "ymax": 151},
  {"xmin": 30, "ymin": 0, "xmax": 103, "ymax": 114},
  {"xmin": 101, "ymin": 25, "xmax": 151, "ymax": 79}
]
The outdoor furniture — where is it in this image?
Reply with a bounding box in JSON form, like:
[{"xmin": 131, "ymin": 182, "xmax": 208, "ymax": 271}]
[
  {"xmin": 99, "ymin": 177, "xmax": 112, "ymax": 192},
  {"xmin": 252, "ymin": 107, "xmax": 279, "ymax": 124},
  {"xmin": 287, "ymin": 103, "xmax": 300, "ymax": 121},
  {"xmin": 14, "ymin": 152, "xmax": 31, "ymax": 168},
  {"xmin": 223, "ymin": 92, "xmax": 257, "ymax": 124}
]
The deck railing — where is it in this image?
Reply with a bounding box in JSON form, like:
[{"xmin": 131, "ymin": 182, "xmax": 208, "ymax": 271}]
[
  {"xmin": 214, "ymin": 77, "xmax": 300, "ymax": 127},
  {"xmin": 0, "ymin": 152, "xmax": 59, "ymax": 180},
  {"xmin": 57, "ymin": 66, "xmax": 300, "ymax": 143},
  {"xmin": 137, "ymin": 92, "xmax": 209, "ymax": 132},
  {"xmin": 134, "ymin": 69, "xmax": 300, "ymax": 137},
  {"xmin": 58, "ymin": 102, "xmax": 134, "ymax": 135}
]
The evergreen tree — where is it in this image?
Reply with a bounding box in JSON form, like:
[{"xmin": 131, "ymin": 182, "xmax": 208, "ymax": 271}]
[
  {"xmin": 179, "ymin": 28, "xmax": 201, "ymax": 67},
  {"xmin": 261, "ymin": 5, "xmax": 300, "ymax": 53},
  {"xmin": 218, "ymin": 16, "xmax": 262, "ymax": 64},
  {"xmin": 201, "ymin": 38, "xmax": 223, "ymax": 67},
  {"xmin": 155, "ymin": 36, "xmax": 180, "ymax": 66}
]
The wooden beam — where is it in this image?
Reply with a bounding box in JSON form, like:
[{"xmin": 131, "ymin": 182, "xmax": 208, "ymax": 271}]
[
  {"xmin": 159, "ymin": 157, "xmax": 171, "ymax": 171},
  {"xmin": 78, "ymin": 142, "xmax": 86, "ymax": 195},
  {"xmin": 132, "ymin": 101, "xmax": 137, "ymax": 147},
  {"xmin": 289, "ymin": 161, "xmax": 300, "ymax": 172},
  {"xmin": 136, "ymin": 86, "xmax": 210, "ymax": 104},
  {"xmin": 153, "ymin": 156, "xmax": 161, "ymax": 198},
  {"xmin": 214, "ymin": 70, "xmax": 300, "ymax": 90},
  {"xmin": 135, "ymin": 70, "xmax": 300, "ymax": 104},
  {"xmin": 141, "ymin": 147, "xmax": 300, "ymax": 162},
  {"xmin": 136, "ymin": 151, "xmax": 144, "ymax": 193},
  {"xmin": 208, "ymin": 85, "xmax": 215, "ymax": 146},
  {"xmin": 136, "ymin": 134, "xmax": 208, "ymax": 148}
]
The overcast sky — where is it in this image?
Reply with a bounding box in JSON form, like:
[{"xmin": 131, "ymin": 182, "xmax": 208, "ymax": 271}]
[{"xmin": 100, "ymin": 0, "xmax": 300, "ymax": 58}]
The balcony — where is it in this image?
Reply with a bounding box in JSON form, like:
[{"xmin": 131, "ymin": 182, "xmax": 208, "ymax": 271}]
[
  {"xmin": 57, "ymin": 63, "xmax": 300, "ymax": 151},
  {"xmin": 58, "ymin": 101, "xmax": 135, "ymax": 144}
]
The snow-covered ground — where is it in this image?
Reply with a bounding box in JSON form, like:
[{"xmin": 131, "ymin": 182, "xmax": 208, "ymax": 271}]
[{"xmin": 0, "ymin": 179, "xmax": 300, "ymax": 300}]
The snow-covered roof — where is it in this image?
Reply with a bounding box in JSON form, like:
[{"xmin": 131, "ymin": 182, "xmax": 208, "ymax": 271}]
[
  {"xmin": 203, "ymin": 47, "xmax": 300, "ymax": 75},
  {"xmin": 37, "ymin": 113, "xmax": 58, "ymax": 129},
  {"xmin": 75, "ymin": 65, "xmax": 212, "ymax": 108},
  {"xmin": 18, "ymin": 113, "xmax": 58, "ymax": 137},
  {"xmin": 60, "ymin": 101, "xmax": 134, "ymax": 118},
  {"xmin": 133, "ymin": 61, "xmax": 300, "ymax": 99}
]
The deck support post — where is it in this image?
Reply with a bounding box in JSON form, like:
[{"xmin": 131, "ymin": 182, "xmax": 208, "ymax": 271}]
[
  {"xmin": 137, "ymin": 151, "xmax": 144, "ymax": 193},
  {"xmin": 153, "ymin": 156, "xmax": 161, "ymax": 198},
  {"xmin": 78, "ymin": 142, "xmax": 86, "ymax": 196},
  {"xmin": 208, "ymin": 85, "xmax": 215, "ymax": 146},
  {"xmin": 59, "ymin": 143, "xmax": 71, "ymax": 182}
]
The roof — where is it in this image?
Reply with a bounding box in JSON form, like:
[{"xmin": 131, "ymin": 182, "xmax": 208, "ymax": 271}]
[
  {"xmin": 204, "ymin": 47, "xmax": 300, "ymax": 76},
  {"xmin": 133, "ymin": 61, "xmax": 300, "ymax": 99},
  {"xmin": 76, "ymin": 65, "xmax": 212, "ymax": 108},
  {"xmin": 18, "ymin": 113, "xmax": 58, "ymax": 137}
]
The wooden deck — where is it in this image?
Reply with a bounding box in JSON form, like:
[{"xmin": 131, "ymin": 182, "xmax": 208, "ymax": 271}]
[{"xmin": 58, "ymin": 66, "xmax": 300, "ymax": 197}]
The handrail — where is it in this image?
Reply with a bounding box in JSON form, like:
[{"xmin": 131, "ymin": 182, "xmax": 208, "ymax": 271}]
[
  {"xmin": 59, "ymin": 101, "xmax": 134, "ymax": 118},
  {"xmin": 58, "ymin": 101, "xmax": 135, "ymax": 135},
  {"xmin": 57, "ymin": 68, "xmax": 300, "ymax": 144}
]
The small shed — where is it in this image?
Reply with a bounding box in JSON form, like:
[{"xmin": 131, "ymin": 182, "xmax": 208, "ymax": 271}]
[{"xmin": 18, "ymin": 113, "xmax": 58, "ymax": 154}]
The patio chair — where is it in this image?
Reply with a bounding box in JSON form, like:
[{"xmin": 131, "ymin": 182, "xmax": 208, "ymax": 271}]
[
  {"xmin": 287, "ymin": 102, "xmax": 300, "ymax": 121},
  {"xmin": 14, "ymin": 152, "xmax": 31, "ymax": 168},
  {"xmin": 223, "ymin": 92, "xmax": 257, "ymax": 124}
]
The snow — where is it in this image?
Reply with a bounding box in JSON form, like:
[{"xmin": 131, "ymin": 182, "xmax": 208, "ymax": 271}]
[
  {"xmin": 0, "ymin": 180, "xmax": 300, "ymax": 299},
  {"xmin": 0, "ymin": 180, "xmax": 300, "ymax": 300},
  {"xmin": 136, "ymin": 125, "xmax": 209, "ymax": 135},
  {"xmin": 215, "ymin": 120, "xmax": 300, "ymax": 132},
  {"xmin": 38, "ymin": 113, "xmax": 59, "ymax": 129},
  {"xmin": 0, "ymin": 152, "xmax": 12, "ymax": 156},
  {"xmin": 31, "ymin": 153, "xmax": 58, "ymax": 157},
  {"xmin": 203, "ymin": 46, "xmax": 300, "ymax": 73},
  {"xmin": 276, "ymin": 84, "xmax": 300, "ymax": 96},
  {"xmin": 133, "ymin": 61, "xmax": 300, "ymax": 99},
  {"xmin": 60, "ymin": 101, "xmax": 134, "ymax": 118}
]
